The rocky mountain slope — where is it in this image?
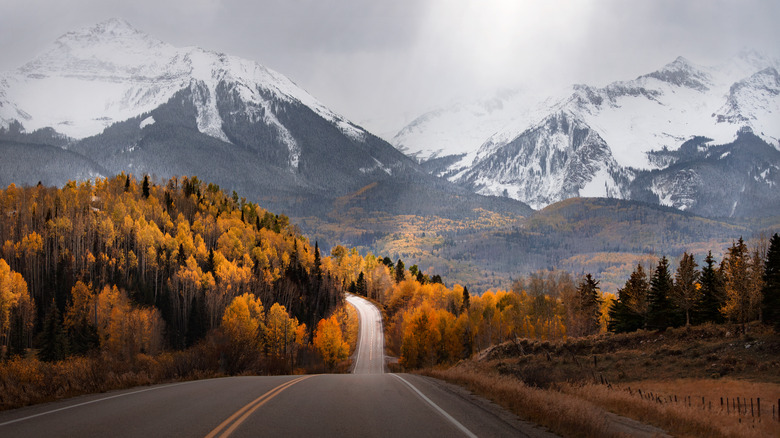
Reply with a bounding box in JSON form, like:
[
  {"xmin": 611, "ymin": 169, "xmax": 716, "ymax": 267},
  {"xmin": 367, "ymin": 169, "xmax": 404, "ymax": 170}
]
[{"xmin": 394, "ymin": 51, "xmax": 780, "ymax": 217}]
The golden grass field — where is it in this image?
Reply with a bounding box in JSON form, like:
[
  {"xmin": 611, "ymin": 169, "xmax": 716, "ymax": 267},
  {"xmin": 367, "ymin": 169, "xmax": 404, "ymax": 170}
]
[{"xmin": 422, "ymin": 323, "xmax": 780, "ymax": 437}]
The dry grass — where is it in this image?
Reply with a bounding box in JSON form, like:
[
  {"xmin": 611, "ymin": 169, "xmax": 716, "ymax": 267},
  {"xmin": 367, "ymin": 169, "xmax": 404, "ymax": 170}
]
[
  {"xmin": 620, "ymin": 378, "xmax": 780, "ymax": 420},
  {"xmin": 422, "ymin": 363, "xmax": 620, "ymax": 438},
  {"xmin": 0, "ymin": 349, "xmax": 221, "ymax": 411},
  {"xmin": 561, "ymin": 383, "xmax": 779, "ymax": 438},
  {"xmin": 427, "ymin": 323, "xmax": 780, "ymax": 438}
]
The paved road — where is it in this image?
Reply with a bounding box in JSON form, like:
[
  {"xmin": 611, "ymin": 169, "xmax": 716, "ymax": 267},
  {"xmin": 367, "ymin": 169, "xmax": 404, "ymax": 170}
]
[
  {"xmin": 0, "ymin": 295, "xmax": 555, "ymax": 437},
  {"xmin": 345, "ymin": 293, "xmax": 385, "ymax": 374}
]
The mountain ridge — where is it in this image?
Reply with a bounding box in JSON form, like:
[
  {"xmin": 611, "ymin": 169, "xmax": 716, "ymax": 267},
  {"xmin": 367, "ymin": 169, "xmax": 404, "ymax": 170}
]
[{"xmin": 392, "ymin": 50, "xmax": 780, "ymax": 217}]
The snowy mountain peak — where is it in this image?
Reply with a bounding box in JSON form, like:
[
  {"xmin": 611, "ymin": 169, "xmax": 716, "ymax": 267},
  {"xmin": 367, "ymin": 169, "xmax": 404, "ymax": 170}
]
[
  {"xmin": 1, "ymin": 19, "xmax": 365, "ymax": 147},
  {"xmin": 61, "ymin": 18, "xmax": 147, "ymax": 43},
  {"xmin": 641, "ymin": 56, "xmax": 711, "ymax": 91}
]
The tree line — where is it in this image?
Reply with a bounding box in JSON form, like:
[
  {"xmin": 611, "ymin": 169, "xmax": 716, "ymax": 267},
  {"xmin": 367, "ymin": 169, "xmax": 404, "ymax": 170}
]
[{"xmin": 609, "ymin": 235, "xmax": 779, "ymax": 333}]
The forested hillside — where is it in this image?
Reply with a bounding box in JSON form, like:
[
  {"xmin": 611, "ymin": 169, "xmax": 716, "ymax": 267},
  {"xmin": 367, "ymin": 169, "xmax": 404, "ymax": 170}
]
[{"xmin": 0, "ymin": 175, "xmax": 346, "ymax": 367}]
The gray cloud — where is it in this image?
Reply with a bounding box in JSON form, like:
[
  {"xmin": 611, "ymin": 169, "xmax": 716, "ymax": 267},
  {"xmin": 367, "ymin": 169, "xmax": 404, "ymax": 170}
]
[{"xmin": 1, "ymin": 0, "xmax": 778, "ymax": 136}]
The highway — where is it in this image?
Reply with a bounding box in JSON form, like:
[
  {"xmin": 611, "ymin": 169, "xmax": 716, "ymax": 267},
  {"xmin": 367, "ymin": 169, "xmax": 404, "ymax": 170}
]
[{"xmin": 0, "ymin": 294, "xmax": 554, "ymax": 437}]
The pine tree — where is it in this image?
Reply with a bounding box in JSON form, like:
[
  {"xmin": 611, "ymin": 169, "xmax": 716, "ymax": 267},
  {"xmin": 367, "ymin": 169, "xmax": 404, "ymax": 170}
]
[
  {"xmin": 608, "ymin": 264, "xmax": 648, "ymax": 333},
  {"xmin": 142, "ymin": 175, "xmax": 150, "ymax": 199},
  {"xmin": 356, "ymin": 272, "xmax": 367, "ymax": 297},
  {"xmin": 672, "ymin": 252, "xmax": 701, "ymax": 326},
  {"xmin": 461, "ymin": 286, "xmax": 470, "ymax": 314},
  {"xmin": 38, "ymin": 302, "xmax": 68, "ymax": 362},
  {"xmin": 313, "ymin": 242, "xmax": 322, "ymax": 286},
  {"xmin": 647, "ymin": 256, "xmax": 678, "ymax": 330},
  {"xmin": 66, "ymin": 318, "xmax": 99, "ymax": 356},
  {"xmin": 395, "ymin": 259, "xmax": 405, "ymax": 284},
  {"xmin": 762, "ymin": 233, "xmax": 780, "ymax": 330},
  {"xmin": 205, "ymin": 249, "xmax": 215, "ymax": 273},
  {"xmin": 694, "ymin": 251, "xmax": 724, "ymax": 324},
  {"xmin": 177, "ymin": 243, "xmax": 186, "ymax": 267},
  {"xmin": 577, "ymin": 274, "xmax": 603, "ymax": 336}
]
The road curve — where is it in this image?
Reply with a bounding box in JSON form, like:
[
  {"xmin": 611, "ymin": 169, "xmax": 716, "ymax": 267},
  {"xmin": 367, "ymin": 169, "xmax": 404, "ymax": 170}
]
[
  {"xmin": 0, "ymin": 295, "xmax": 556, "ymax": 437},
  {"xmin": 345, "ymin": 293, "xmax": 385, "ymax": 374}
]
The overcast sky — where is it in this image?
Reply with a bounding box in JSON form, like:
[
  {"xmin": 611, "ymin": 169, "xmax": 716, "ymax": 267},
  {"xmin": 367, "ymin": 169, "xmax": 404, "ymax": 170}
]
[{"xmin": 1, "ymin": 0, "xmax": 778, "ymax": 135}]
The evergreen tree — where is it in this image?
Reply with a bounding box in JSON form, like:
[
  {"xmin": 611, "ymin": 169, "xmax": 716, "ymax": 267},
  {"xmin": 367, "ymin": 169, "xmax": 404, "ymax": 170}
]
[
  {"xmin": 608, "ymin": 264, "xmax": 648, "ymax": 333},
  {"xmin": 142, "ymin": 175, "xmax": 150, "ymax": 199},
  {"xmin": 672, "ymin": 252, "xmax": 701, "ymax": 326},
  {"xmin": 647, "ymin": 256, "xmax": 678, "ymax": 330},
  {"xmin": 205, "ymin": 249, "xmax": 215, "ymax": 273},
  {"xmin": 461, "ymin": 286, "xmax": 470, "ymax": 314},
  {"xmin": 67, "ymin": 318, "xmax": 99, "ymax": 356},
  {"xmin": 313, "ymin": 242, "xmax": 322, "ymax": 286},
  {"xmin": 38, "ymin": 302, "xmax": 68, "ymax": 362},
  {"xmin": 177, "ymin": 243, "xmax": 186, "ymax": 266},
  {"xmin": 395, "ymin": 259, "xmax": 405, "ymax": 284},
  {"xmin": 356, "ymin": 272, "xmax": 367, "ymax": 297},
  {"xmin": 763, "ymin": 233, "xmax": 780, "ymax": 330},
  {"xmin": 695, "ymin": 251, "xmax": 724, "ymax": 324},
  {"xmin": 577, "ymin": 274, "xmax": 603, "ymax": 335},
  {"xmin": 124, "ymin": 174, "xmax": 130, "ymax": 192}
]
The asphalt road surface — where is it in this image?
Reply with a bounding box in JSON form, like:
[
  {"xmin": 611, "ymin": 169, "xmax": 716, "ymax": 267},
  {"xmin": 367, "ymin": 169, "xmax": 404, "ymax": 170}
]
[
  {"xmin": 0, "ymin": 295, "xmax": 555, "ymax": 437},
  {"xmin": 345, "ymin": 293, "xmax": 385, "ymax": 374}
]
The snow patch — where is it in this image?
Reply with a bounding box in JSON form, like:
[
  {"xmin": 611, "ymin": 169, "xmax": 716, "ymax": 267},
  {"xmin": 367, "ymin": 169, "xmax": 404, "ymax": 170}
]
[
  {"xmin": 139, "ymin": 116, "xmax": 154, "ymax": 129},
  {"xmin": 359, "ymin": 157, "xmax": 392, "ymax": 175},
  {"xmin": 580, "ymin": 167, "xmax": 614, "ymax": 198}
]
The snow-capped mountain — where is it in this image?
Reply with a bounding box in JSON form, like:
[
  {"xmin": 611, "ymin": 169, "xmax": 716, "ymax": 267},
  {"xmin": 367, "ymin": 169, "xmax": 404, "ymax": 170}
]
[
  {"xmin": 391, "ymin": 89, "xmax": 560, "ymax": 173},
  {"xmin": 0, "ymin": 18, "xmax": 364, "ymax": 158},
  {"xmin": 458, "ymin": 111, "xmax": 631, "ymax": 209},
  {"xmin": 0, "ymin": 19, "xmax": 531, "ymax": 220},
  {"xmin": 394, "ymin": 50, "xmax": 780, "ymax": 216}
]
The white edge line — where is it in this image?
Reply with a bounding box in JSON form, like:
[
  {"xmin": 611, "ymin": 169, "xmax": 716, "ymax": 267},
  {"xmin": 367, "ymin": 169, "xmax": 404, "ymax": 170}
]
[
  {"xmin": 391, "ymin": 374, "xmax": 478, "ymax": 438},
  {"xmin": 0, "ymin": 380, "xmax": 198, "ymax": 427}
]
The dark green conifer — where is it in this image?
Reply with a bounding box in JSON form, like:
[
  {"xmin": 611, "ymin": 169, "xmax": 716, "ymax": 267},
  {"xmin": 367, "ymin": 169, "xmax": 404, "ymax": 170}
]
[
  {"xmin": 38, "ymin": 302, "xmax": 68, "ymax": 362},
  {"xmin": 694, "ymin": 251, "xmax": 725, "ymax": 324},
  {"xmin": 395, "ymin": 259, "xmax": 405, "ymax": 284},
  {"xmin": 142, "ymin": 174, "xmax": 150, "ymax": 198},
  {"xmin": 608, "ymin": 264, "xmax": 649, "ymax": 333},
  {"xmin": 647, "ymin": 257, "xmax": 679, "ymax": 329},
  {"xmin": 356, "ymin": 272, "xmax": 367, "ymax": 297},
  {"xmin": 461, "ymin": 286, "xmax": 471, "ymax": 314},
  {"xmin": 577, "ymin": 274, "xmax": 603, "ymax": 335},
  {"xmin": 762, "ymin": 233, "xmax": 780, "ymax": 330}
]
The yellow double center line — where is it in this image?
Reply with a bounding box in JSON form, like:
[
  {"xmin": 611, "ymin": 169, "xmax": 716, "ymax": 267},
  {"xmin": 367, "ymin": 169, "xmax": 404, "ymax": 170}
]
[{"xmin": 205, "ymin": 375, "xmax": 314, "ymax": 438}]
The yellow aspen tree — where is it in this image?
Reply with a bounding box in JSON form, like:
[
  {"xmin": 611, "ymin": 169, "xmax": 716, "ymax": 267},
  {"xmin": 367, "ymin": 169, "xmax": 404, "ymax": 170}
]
[
  {"xmin": 313, "ymin": 314, "xmax": 349, "ymax": 370},
  {"xmin": 400, "ymin": 304, "xmax": 439, "ymax": 369},
  {"xmin": 222, "ymin": 293, "xmax": 265, "ymax": 349},
  {"xmin": 266, "ymin": 303, "xmax": 299, "ymax": 358}
]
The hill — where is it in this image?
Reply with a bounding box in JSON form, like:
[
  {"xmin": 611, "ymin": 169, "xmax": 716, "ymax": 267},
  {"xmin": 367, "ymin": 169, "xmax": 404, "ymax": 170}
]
[{"xmin": 425, "ymin": 323, "xmax": 780, "ymax": 438}]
